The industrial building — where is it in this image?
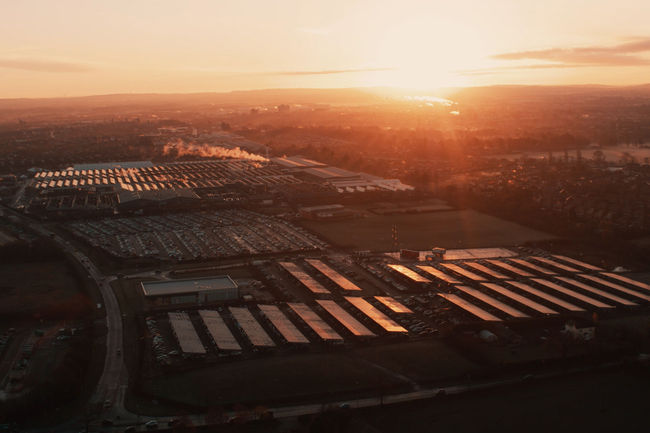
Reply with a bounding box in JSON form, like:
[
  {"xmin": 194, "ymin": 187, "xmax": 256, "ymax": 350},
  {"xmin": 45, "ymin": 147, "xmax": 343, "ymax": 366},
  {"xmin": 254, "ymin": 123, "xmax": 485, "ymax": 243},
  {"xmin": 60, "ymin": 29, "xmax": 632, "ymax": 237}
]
[
  {"xmin": 141, "ymin": 276, "xmax": 238, "ymax": 306},
  {"xmin": 21, "ymin": 156, "xmax": 413, "ymax": 216},
  {"xmin": 299, "ymin": 204, "xmax": 355, "ymax": 220}
]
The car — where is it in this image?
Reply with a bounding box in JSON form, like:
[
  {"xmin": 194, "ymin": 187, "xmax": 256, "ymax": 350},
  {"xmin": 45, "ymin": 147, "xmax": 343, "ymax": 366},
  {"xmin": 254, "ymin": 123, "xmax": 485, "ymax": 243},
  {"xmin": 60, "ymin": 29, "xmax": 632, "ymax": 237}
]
[
  {"xmin": 258, "ymin": 410, "xmax": 274, "ymax": 420},
  {"xmin": 227, "ymin": 415, "xmax": 248, "ymax": 424}
]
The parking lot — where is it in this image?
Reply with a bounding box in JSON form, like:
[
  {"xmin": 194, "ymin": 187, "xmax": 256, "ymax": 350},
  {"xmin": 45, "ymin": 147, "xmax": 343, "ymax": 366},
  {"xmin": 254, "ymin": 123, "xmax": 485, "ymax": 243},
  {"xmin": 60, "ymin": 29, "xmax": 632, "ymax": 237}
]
[{"xmin": 65, "ymin": 210, "xmax": 327, "ymax": 261}]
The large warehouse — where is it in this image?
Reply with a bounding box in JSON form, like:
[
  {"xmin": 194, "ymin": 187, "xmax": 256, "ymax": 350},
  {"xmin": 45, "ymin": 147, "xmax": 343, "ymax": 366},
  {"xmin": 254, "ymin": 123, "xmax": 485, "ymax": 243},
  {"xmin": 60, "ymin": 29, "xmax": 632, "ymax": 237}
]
[{"xmin": 141, "ymin": 276, "xmax": 238, "ymax": 306}]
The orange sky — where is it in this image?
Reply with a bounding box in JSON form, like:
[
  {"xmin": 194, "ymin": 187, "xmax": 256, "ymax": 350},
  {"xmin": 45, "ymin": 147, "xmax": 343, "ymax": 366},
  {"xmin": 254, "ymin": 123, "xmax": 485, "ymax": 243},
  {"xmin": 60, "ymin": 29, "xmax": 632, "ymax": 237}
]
[{"xmin": 2, "ymin": 0, "xmax": 650, "ymax": 98}]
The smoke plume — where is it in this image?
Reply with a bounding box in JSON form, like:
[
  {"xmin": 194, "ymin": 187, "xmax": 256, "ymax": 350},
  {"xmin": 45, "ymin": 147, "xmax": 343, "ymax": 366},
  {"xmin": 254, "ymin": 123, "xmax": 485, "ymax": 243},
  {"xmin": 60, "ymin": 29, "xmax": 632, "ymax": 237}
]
[{"xmin": 162, "ymin": 139, "xmax": 268, "ymax": 162}]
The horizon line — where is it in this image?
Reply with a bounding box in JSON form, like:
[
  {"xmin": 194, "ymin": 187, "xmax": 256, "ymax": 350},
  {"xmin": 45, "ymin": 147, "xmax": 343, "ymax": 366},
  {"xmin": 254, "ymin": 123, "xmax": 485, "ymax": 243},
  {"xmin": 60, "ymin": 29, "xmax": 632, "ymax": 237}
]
[{"xmin": 1, "ymin": 82, "xmax": 650, "ymax": 102}]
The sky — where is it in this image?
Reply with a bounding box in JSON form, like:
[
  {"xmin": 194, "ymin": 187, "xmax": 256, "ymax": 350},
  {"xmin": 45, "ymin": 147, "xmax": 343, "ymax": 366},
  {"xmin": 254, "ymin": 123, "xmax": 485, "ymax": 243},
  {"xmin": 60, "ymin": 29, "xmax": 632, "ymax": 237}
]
[{"xmin": 2, "ymin": 0, "xmax": 650, "ymax": 98}]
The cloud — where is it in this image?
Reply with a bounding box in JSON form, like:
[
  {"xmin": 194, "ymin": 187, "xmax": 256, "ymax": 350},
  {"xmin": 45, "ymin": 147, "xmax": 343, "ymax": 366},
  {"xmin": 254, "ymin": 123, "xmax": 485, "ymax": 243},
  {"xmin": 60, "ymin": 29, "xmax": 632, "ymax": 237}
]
[
  {"xmin": 490, "ymin": 37, "xmax": 650, "ymax": 67},
  {"xmin": 460, "ymin": 38, "xmax": 650, "ymax": 75},
  {"xmin": 262, "ymin": 67, "xmax": 394, "ymax": 76},
  {"xmin": 460, "ymin": 63, "xmax": 591, "ymax": 76},
  {"xmin": 0, "ymin": 58, "xmax": 92, "ymax": 73}
]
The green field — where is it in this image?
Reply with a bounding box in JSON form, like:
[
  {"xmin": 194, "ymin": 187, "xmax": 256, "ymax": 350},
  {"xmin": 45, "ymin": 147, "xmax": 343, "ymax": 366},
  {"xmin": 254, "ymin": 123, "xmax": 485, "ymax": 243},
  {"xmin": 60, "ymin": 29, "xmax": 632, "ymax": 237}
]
[
  {"xmin": 301, "ymin": 209, "xmax": 554, "ymax": 251},
  {"xmin": 142, "ymin": 352, "xmax": 409, "ymax": 408},
  {"xmin": 138, "ymin": 340, "xmax": 481, "ymax": 411},
  {"xmin": 0, "ymin": 261, "xmax": 90, "ymax": 320},
  {"xmin": 353, "ymin": 340, "xmax": 480, "ymax": 383},
  {"xmin": 359, "ymin": 368, "xmax": 650, "ymax": 433}
]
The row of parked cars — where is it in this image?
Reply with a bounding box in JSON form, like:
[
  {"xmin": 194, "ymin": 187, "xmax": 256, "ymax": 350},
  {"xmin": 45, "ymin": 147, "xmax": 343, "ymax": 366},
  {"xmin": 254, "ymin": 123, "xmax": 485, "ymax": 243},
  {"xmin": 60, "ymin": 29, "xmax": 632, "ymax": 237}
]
[
  {"xmin": 67, "ymin": 210, "xmax": 327, "ymax": 261},
  {"xmin": 145, "ymin": 317, "xmax": 177, "ymax": 365}
]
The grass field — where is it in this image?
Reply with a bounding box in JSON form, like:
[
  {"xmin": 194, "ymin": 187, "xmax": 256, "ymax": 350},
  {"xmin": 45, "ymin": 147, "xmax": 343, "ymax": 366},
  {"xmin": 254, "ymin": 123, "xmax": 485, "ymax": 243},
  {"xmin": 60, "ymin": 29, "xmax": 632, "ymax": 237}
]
[
  {"xmin": 353, "ymin": 340, "xmax": 480, "ymax": 383},
  {"xmin": 301, "ymin": 209, "xmax": 554, "ymax": 251},
  {"xmin": 142, "ymin": 352, "xmax": 410, "ymax": 408},
  {"xmin": 0, "ymin": 257, "xmax": 101, "ymax": 427},
  {"xmin": 138, "ymin": 339, "xmax": 482, "ymax": 411},
  {"xmin": 0, "ymin": 261, "xmax": 90, "ymax": 320},
  {"xmin": 359, "ymin": 367, "xmax": 650, "ymax": 433}
]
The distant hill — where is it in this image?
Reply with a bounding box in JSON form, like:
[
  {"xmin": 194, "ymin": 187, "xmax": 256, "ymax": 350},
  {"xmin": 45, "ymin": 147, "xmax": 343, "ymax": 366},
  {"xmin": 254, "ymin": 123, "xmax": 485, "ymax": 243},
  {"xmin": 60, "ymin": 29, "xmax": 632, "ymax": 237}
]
[
  {"xmin": 447, "ymin": 84, "xmax": 650, "ymax": 103},
  {"xmin": 0, "ymin": 88, "xmax": 388, "ymax": 110},
  {"xmin": 1, "ymin": 84, "xmax": 649, "ymax": 120}
]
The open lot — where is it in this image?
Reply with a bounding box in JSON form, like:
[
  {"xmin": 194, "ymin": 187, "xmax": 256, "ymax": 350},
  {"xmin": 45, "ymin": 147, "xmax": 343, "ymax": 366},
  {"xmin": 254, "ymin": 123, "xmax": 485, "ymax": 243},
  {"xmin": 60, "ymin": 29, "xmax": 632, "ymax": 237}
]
[
  {"xmin": 0, "ymin": 261, "xmax": 90, "ymax": 320},
  {"xmin": 141, "ymin": 351, "xmax": 409, "ymax": 409},
  {"xmin": 301, "ymin": 210, "xmax": 554, "ymax": 251},
  {"xmin": 0, "ymin": 257, "xmax": 100, "ymax": 427},
  {"xmin": 359, "ymin": 366, "xmax": 650, "ymax": 433},
  {"xmin": 353, "ymin": 340, "xmax": 481, "ymax": 383},
  {"xmin": 138, "ymin": 339, "xmax": 481, "ymax": 411}
]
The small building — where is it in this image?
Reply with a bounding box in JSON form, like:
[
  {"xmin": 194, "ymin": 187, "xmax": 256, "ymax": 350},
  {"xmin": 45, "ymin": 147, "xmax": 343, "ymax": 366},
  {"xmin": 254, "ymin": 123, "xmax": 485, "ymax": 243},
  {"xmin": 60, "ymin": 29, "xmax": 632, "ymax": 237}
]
[
  {"xmin": 299, "ymin": 204, "xmax": 354, "ymax": 220},
  {"xmin": 141, "ymin": 276, "xmax": 238, "ymax": 306},
  {"xmin": 425, "ymin": 247, "xmax": 446, "ymax": 261},
  {"xmin": 0, "ymin": 174, "xmax": 17, "ymax": 187},
  {"xmin": 400, "ymin": 249, "xmax": 420, "ymax": 261}
]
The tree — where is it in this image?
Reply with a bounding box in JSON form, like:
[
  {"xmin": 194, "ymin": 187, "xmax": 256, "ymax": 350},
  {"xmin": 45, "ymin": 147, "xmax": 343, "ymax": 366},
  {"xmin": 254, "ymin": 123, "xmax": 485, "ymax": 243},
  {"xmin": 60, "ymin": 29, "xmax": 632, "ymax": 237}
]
[
  {"xmin": 621, "ymin": 151, "xmax": 635, "ymax": 165},
  {"xmin": 592, "ymin": 150, "xmax": 605, "ymax": 164}
]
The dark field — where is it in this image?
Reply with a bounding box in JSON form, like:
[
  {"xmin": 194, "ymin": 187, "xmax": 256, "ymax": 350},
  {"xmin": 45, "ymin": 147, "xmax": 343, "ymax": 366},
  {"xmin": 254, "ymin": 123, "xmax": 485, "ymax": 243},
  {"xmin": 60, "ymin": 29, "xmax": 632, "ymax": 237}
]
[
  {"xmin": 0, "ymin": 261, "xmax": 90, "ymax": 320},
  {"xmin": 353, "ymin": 340, "xmax": 480, "ymax": 383},
  {"xmin": 139, "ymin": 340, "xmax": 480, "ymax": 410},
  {"xmin": 301, "ymin": 210, "xmax": 554, "ymax": 251},
  {"xmin": 358, "ymin": 366, "xmax": 650, "ymax": 433},
  {"xmin": 142, "ymin": 352, "xmax": 408, "ymax": 408}
]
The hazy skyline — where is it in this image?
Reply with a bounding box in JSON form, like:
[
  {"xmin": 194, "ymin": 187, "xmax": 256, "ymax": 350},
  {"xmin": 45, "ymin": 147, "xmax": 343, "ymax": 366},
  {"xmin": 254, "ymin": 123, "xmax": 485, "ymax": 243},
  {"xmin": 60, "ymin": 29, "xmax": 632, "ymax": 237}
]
[{"xmin": 2, "ymin": 0, "xmax": 650, "ymax": 98}]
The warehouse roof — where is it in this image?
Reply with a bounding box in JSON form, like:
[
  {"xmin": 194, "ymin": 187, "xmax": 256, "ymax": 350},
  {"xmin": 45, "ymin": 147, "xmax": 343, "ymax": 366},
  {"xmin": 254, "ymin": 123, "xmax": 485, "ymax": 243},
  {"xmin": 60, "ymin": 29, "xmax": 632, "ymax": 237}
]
[
  {"xmin": 118, "ymin": 188, "xmax": 199, "ymax": 203},
  {"xmin": 303, "ymin": 166, "xmax": 360, "ymax": 179},
  {"xmin": 73, "ymin": 161, "xmax": 154, "ymax": 170},
  {"xmin": 141, "ymin": 276, "xmax": 237, "ymax": 297},
  {"xmin": 272, "ymin": 156, "xmax": 325, "ymax": 168}
]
